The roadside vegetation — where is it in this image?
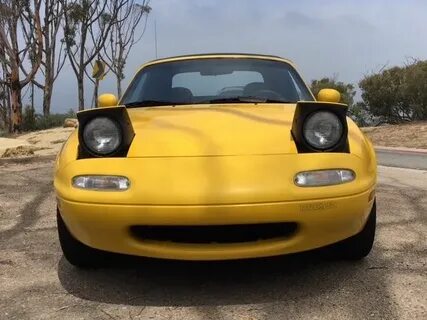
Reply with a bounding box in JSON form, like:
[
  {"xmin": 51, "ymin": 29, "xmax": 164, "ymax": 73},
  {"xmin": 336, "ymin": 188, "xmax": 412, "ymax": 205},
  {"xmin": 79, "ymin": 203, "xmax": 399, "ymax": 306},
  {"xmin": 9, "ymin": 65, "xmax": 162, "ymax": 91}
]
[
  {"xmin": 0, "ymin": 110, "xmax": 75, "ymax": 138},
  {"xmin": 0, "ymin": 0, "xmax": 151, "ymax": 133},
  {"xmin": 311, "ymin": 59, "xmax": 427, "ymax": 127},
  {"xmin": 21, "ymin": 107, "xmax": 76, "ymax": 132}
]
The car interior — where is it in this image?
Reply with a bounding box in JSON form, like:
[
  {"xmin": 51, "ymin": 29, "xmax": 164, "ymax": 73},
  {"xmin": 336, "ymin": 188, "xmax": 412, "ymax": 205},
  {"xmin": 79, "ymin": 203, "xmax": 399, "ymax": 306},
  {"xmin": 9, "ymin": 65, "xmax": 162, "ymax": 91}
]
[{"xmin": 121, "ymin": 58, "xmax": 314, "ymax": 105}]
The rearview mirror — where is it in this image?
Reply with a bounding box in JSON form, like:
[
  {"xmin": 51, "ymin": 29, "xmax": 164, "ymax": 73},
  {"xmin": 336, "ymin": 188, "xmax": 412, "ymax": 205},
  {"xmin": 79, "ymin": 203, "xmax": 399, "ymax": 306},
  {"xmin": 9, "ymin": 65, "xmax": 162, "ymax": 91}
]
[
  {"xmin": 317, "ymin": 89, "xmax": 341, "ymax": 103},
  {"xmin": 98, "ymin": 93, "xmax": 118, "ymax": 108}
]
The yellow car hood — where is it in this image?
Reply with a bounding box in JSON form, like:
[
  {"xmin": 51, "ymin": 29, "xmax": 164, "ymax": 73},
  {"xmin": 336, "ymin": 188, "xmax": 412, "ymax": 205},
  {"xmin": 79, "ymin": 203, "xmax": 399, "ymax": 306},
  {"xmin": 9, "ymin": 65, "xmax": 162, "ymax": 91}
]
[{"xmin": 126, "ymin": 104, "xmax": 298, "ymax": 157}]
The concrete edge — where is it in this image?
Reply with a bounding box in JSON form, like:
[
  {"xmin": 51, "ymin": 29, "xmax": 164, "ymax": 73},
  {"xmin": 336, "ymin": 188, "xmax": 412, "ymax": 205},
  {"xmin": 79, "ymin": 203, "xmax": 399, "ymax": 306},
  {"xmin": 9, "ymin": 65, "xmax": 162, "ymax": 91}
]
[
  {"xmin": 377, "ymin": 165, "xmax": 427, "ymax": 173},
  {"xmin": 375, "ymin": 146, "xmax": 427, "ymax": 154},
  {"xmin": 0, "ymin": 146, "xmax": 425, "ymax": 166}
]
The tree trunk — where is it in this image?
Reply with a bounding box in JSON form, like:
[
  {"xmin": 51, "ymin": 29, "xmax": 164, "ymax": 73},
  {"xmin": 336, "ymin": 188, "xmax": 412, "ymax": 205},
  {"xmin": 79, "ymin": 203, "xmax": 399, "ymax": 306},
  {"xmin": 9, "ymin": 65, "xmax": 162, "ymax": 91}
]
[
  {"xmin": 117, "ymin": 75, "xmax": 122, "ymax": 99},
  {"xmin": 0, "ymin": 91, "xmax": 7, "ymax": 130},
  {"xmin": 4, "ymin": 86, "xmax": 11, "ymax": 132},
  {"xmin": 31, "ymin": 82, "xmax": 35, "ymax": 111},
  {"xmin": 43, "ymin": 83, "xmax": 53, "ymax": 116},
  {"xmin": 10, "ymin": 81, "xmax": 22, "ymax": 133},
  {"xmin": 77, "ymin": 75, "xmax": 85, "ymax": 111},
  {"xmin": 43, "ymin": 57, "xmax": 53, "ymax": 115},
  {"xmin": 93, "ymin": 79, "xmax": 99, "ymax": 108}
]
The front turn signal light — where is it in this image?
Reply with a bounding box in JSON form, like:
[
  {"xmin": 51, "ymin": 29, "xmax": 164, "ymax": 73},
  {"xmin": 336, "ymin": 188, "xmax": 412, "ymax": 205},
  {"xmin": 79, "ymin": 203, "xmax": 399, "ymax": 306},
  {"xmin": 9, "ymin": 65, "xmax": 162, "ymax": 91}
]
[
  {"xmin": 294, "ymin": 169, "xmax": 355, "ymax": 187},
  {"xmin": 72, "ymin": 175, "xmax": 130, "ymax": 191}
]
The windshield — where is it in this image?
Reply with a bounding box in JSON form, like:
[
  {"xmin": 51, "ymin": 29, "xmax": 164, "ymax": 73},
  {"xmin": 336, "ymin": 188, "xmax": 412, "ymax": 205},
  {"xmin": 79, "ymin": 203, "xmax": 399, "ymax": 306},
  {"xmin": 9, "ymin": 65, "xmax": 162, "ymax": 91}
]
[{"xmin": 121, "ymin": 58, "xmax": 314, "ymax": 107}]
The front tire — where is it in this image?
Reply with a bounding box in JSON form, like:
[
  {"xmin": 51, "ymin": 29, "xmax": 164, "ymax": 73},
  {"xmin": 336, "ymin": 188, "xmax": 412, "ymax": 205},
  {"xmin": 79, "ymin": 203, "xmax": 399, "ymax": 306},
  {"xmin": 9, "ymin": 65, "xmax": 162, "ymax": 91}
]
[
  {"xmin": 331, "ymin": 200, "xmax": 376, "ymax": 260},
  {"xmin": 57, "ymin": 209, "xmax": 107, "ymax": 268}
]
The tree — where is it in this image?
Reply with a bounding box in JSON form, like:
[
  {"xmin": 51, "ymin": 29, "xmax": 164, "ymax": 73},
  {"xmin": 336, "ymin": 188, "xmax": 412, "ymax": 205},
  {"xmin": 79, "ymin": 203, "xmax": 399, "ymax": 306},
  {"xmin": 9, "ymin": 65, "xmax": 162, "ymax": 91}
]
[
  {"xmin": 310, "ymin": 77, "xmax": 373, "ymax": 126},
  {"xmin": 349, "ymin": 101, "xmax": 375, "ymax": 127},
  {"xmin": 359, "ymin": 60, "xmax": 427, "ymax": 123},
  {"xmin": 400, "ymin": 60, "xmax": 427, "ymax": 120},
  {"xmin": 0, "ymin": 0, "xmax": 43, "ymax": 132},
  {"xmin": 0, "ymin": 46, "xmax": 10, "ymax": 131},
  {"xmin": 29, "ymin": 0, "xmax": 67, "ymax": 116},
  {"xmin": 103, "ymin": 0, "xmax": 151, "ymax": 98},
  {"xmin": 0, "ymin": 83, "xmax": 10, "ymax": 132},
  {"xmin": 310, "ymin": 77, "xmax": 356, "ymax": 107},
  {"xmin": 61, "ymin": 0, "xmax": 127, "ymax": 111}
]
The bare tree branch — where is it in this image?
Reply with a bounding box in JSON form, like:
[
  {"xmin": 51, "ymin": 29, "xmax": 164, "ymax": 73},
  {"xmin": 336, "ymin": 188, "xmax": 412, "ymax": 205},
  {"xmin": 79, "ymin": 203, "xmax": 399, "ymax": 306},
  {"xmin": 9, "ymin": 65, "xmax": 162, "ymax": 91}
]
[
  {"xmin": 61, "ymin": 0, "xmax": 133, "ymax": 110},
  {"xmin": 103, "ymin": 0, "xmax": 151, "ymax": 97}
]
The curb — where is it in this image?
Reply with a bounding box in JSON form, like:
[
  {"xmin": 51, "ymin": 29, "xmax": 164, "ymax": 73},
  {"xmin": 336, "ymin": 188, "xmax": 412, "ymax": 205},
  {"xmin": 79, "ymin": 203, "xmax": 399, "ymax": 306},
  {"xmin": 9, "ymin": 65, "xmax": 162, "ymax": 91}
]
[
  {"xmin": 377, "ymin": 165, "xmax": 427, "ymax": 171},
  {"xmin": 1, "ymin": 146, "xmax": 425, "ymax": 166},
  {"xmin": 375, "ymin": 146, "xmax": 427, "ymax": 155}
]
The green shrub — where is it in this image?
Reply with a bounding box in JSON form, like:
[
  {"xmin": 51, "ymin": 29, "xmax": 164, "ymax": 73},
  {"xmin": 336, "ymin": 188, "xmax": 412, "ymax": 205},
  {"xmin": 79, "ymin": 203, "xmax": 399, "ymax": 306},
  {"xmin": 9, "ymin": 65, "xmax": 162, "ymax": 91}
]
[
  {"xmin": 22, "ymin": 105, "xmax": 37, "ymax": 131},
  {"xmin": 360, "ymin": 60, "xmax": 427, "ymax": 123},
  {"xmin": 21, "ymin": 107, "xmax": 76, "ymax": 132}
]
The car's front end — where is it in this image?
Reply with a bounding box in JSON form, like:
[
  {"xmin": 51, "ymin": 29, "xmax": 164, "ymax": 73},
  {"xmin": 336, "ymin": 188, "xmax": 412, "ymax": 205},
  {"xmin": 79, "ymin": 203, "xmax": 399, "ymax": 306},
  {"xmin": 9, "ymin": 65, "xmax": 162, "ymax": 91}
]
[{"xmin": 54, "ymin": 54, "xmax": 376, "ymax": 266}]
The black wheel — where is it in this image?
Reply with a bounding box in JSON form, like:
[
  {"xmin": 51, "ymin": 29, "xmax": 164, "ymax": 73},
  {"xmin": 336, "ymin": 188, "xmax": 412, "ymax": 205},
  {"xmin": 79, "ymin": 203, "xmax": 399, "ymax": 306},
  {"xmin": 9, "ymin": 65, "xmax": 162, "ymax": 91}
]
[
  {"xmin": 57, "ymin": 209, "xmax": 107, "ymax": 268},
  {"xmin": 330, "ymin": 200, "xmax": 376, "ymax": 260}
]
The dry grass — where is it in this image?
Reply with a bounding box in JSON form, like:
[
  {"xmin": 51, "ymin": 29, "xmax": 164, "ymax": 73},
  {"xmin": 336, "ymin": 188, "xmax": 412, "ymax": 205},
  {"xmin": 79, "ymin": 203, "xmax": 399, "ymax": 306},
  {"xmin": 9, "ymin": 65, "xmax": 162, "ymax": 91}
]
[
  {"xmin": 0, "ymin": 127, "xmax": 75, "ymax": 158},
  {"xmin": 0, "ymin": 145, "xmax": 49, "ymax": 158},
  {"xmin": 362, "ymin": 121, "xmax": 427, "ymax": 149}
]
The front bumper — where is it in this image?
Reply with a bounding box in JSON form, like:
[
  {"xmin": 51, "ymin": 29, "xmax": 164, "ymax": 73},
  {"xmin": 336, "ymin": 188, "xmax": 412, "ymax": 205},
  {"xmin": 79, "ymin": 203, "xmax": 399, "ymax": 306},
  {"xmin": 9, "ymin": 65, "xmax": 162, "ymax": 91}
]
[
  {"xmin": 57, "ymin": 188, "xmax": 375, "ymax": 260},
  {"xmin": 55, "ymin": 153, "xmax": 376, "ymax": 205}
]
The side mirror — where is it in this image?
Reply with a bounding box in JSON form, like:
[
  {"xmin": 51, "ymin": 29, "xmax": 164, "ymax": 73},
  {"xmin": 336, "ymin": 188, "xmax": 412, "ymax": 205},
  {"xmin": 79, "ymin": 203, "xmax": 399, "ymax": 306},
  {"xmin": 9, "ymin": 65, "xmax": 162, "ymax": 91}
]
[
  {"xmin": 98, "ymin": 93, "xmax": 118, "ymax": 108},
  {"xmin": 317, "ymin": 89, "xmax": 341, "ymax": 103}
]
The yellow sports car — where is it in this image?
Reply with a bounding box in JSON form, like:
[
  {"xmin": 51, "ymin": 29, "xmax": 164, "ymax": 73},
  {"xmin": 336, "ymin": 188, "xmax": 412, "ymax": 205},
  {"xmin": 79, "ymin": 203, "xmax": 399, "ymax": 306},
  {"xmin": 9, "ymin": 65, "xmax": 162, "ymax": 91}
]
[{"xmin": 54, "ymin": 53, "xmax": 377, "ymax": 268}]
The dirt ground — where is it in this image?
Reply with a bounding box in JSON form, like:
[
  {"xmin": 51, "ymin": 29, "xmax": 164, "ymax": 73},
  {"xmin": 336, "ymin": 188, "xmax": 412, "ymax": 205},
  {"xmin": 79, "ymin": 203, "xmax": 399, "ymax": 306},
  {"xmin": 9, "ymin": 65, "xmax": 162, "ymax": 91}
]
[
  {"xmin": 362, "ymin": 121, "xmax": 427, "ymax": 149},
  {"xmin": 0, "ymin": 160, "xmax": 426, "ymax": 320},
  {"xmin": 0, "ymin": 127, "xmax": 74, "ymax": 158}
]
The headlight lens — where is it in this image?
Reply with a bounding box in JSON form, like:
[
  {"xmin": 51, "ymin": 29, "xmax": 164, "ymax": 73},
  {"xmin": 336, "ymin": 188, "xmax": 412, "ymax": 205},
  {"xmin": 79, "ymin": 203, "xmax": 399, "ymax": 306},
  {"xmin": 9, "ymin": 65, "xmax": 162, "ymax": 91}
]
[
  {"xmin": 83, "ymin": 117, "xmax": 122, "ymax": 155},
  {"xmin": 303, "ymin": 111, "xmax": 343, "ymax": 150}
]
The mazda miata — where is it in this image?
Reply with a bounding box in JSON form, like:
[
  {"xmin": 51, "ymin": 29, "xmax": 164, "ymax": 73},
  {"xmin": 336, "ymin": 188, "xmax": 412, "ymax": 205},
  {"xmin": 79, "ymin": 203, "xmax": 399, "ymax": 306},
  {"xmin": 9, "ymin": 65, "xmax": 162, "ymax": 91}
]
[{"xmin": 54, "ymin": 54, "xmax": 377, "ymax": 268}]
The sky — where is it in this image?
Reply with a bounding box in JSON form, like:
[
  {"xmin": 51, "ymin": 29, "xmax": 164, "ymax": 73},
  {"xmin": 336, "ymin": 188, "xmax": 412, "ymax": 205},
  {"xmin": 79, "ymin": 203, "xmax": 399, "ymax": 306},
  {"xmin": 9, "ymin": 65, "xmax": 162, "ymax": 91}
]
[{"xmin": 30, "ymin": 0, "xmax": 427, "ymax": 113}]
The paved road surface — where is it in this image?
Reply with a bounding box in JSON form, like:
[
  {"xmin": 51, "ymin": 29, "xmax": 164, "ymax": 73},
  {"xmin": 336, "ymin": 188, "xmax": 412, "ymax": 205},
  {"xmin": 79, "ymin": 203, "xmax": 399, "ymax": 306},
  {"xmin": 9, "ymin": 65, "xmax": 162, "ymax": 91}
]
[
  {"xmin": 376, "ymin": 148, "xmax": 427, "ymax": 170},
  {"xmin": 0, "ymin": 159, "xmax": 426, "ymax": 320}
]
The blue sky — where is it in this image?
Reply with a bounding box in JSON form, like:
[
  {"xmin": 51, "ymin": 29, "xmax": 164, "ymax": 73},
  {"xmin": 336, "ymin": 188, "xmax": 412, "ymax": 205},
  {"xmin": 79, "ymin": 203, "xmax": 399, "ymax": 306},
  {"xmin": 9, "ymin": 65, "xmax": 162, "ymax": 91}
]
[{"xmin": 31, "ymin": 0, "xmax": 427, "ymax": 113}]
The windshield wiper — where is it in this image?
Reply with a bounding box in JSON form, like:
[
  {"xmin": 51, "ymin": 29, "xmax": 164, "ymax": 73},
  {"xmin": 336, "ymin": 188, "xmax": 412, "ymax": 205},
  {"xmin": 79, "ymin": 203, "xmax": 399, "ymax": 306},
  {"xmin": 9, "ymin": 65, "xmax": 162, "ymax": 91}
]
[
  {"xmin": 200, "ymin": 97, "xmax": 293, "ymax": 104},
  {"xmin": 125, "ymin": 97, "xmax": 293, "ymax": 108},
  {"xmin": 125, "ymin": 100, "xmax": 189, "ymax": 108}
]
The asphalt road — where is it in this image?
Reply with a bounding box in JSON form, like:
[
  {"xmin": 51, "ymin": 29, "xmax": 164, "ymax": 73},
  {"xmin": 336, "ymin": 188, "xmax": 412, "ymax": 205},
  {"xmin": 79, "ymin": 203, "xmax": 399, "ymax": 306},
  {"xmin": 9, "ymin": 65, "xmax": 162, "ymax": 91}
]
[
  {"xmin": 0, "ymin": 159, "xmax": 426, "ymax": 320},
  {"xmin": 376, "ymin": 149, "xmax": 427, "ymax": 170}
]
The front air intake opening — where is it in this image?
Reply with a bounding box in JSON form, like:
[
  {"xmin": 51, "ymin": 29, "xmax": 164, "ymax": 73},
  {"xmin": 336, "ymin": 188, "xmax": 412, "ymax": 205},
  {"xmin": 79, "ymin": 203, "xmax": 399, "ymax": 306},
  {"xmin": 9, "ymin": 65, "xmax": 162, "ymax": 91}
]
[{"xmin": 129, "ymin": 222, "xmax": 298, "ymax": 244}]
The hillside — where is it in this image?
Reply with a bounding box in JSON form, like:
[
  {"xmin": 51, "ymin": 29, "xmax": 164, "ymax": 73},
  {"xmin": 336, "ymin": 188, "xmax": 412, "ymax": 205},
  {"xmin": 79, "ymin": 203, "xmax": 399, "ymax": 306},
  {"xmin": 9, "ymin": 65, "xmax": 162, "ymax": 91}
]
[{"xmin": 362, "ymin": 121, "xmax": 427, "ymax": 149}]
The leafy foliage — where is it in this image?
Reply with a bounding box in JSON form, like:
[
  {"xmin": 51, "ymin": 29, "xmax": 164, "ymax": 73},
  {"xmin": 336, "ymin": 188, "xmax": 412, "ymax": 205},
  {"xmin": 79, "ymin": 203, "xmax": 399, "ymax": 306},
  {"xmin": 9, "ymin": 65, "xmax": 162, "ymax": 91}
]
[
  {"xmin": 359, "ymin": 60, "xmax": 427, "ymax": 123},
  {"xmin": 310, "ymin": 77, "xmax": 356, "ymax": 106},
  {"xmin": 22, "ymin": 105, "xmax": 36, "ymax": 131},
  {"xmin": 310, "ymin": 77, "xmax": 370, "ymax": 125},
  {"xmin": 21, "ymin": 106, "xmax": 76, "ymax": 131},
  {"xmin": 350, "ymin": 102, "xmax": 377, "ymax": 127}
]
